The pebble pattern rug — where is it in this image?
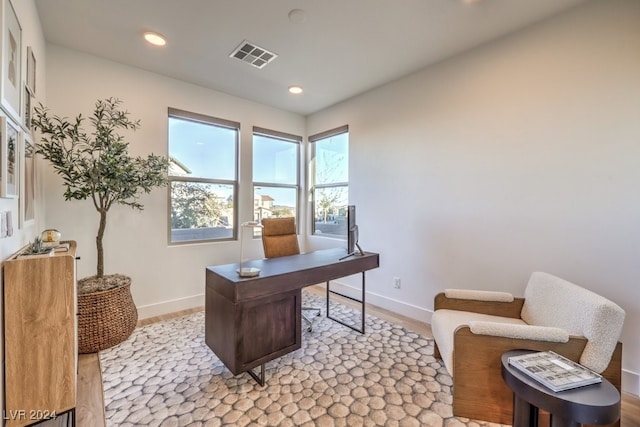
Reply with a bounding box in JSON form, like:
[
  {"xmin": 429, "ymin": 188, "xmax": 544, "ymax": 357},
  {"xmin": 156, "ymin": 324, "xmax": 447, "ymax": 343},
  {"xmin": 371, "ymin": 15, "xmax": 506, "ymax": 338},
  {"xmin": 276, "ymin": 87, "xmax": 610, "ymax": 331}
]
[{"xmin": 100, "ymin": 291, "xmax": 506, "ymax": 427}]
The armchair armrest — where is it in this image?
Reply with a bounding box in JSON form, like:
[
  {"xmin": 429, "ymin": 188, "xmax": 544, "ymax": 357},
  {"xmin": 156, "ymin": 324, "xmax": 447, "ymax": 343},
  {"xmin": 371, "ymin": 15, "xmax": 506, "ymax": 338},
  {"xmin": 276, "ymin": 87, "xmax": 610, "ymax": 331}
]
[
  {"xmin": 434, "ymin": 292, "xmax": 525, "ymax": 319},
  {"xmin": 445, "ymin": 289, "xmax": 514, "ymax": 302},
  {"xmin": 467, "ymin": 321, "xmax": 569, "ymax": 342}
]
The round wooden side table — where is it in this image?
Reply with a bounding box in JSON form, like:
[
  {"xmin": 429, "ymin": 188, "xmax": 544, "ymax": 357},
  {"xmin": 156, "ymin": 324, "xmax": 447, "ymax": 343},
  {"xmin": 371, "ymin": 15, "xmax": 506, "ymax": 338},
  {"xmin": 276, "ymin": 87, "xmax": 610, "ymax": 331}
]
[{"xmin": 501, "ymin": 350, "xmax": 620, "ymax": 427}]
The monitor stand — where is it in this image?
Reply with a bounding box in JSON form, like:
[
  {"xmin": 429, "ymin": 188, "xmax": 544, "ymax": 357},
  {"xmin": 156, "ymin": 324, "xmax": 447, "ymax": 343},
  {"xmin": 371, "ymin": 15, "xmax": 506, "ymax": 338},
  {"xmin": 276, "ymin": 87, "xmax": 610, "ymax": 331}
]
[{"xmin": 339, "ymin": 242, "xmax": 365, "ymax": 260}]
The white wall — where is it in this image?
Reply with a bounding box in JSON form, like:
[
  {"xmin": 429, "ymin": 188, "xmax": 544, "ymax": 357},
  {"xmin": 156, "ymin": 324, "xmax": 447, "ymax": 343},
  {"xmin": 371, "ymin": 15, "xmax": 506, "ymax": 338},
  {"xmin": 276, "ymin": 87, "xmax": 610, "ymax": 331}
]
[
  {"xmin": 44, "ymin": 45, "xmax": 306, "ymax": 317},
  {"xmin": 307, "ymin": 0, "xmax": 640, "ymax": 394},
  {"xmin": 0, "ymin": 0, "xmax": 47, "ymax": 419}
]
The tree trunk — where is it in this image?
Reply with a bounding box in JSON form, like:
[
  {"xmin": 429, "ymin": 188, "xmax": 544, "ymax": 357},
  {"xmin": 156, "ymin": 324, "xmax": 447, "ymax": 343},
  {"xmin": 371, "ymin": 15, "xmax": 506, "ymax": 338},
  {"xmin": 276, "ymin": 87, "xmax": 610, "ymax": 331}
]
[{"xmin": 96, "ymin": 209, "xmax": 107, "ymax": 277}]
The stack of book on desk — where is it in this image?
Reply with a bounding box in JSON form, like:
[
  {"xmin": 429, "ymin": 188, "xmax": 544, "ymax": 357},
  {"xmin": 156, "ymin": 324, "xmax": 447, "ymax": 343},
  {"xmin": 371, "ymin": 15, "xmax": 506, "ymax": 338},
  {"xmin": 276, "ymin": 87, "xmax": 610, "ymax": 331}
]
[
  {"xmin": 508, "ymin": 350, "xmax": 602, "ymax": 392},
  {"xmin": 53, "ymin": 242, "xmax": 71, "ymax": 252}
]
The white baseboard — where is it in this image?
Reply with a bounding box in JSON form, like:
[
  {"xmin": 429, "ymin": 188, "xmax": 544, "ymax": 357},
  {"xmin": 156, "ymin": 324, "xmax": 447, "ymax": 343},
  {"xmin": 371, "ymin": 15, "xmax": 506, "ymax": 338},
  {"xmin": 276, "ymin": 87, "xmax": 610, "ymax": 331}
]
[
  {"xmin": 137, "ymin": 293, "xmax": 204, "ymax": 320},
  {"xmin": 327, "ymin": 279, "xmax": 433, "ymax": 324},
  {"xmin": 623, "ymin": 368, "xmax": 640, "ymax": 397}
]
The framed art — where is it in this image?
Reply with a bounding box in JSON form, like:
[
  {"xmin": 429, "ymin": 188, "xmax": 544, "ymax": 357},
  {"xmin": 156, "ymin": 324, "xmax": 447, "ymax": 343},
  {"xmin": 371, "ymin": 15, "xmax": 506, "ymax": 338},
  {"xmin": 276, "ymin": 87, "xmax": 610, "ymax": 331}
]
[
  {"xmin": 0, "ymin": 0, "xmax": 22, "ymax": 123},
  {"xmin": 26, "ymin": 46, "xmax": 35, "ymax": 96},
  {"xmin": 19, "ymin": 131, "xmax": 34, "ymax": 227},
  {"xmin": 23, "ymin": 84, "xmax": 31, "ymax": 130},
  {"xmin": 1, "ymin": 115, "xmax": 19, "ymax": 198}
]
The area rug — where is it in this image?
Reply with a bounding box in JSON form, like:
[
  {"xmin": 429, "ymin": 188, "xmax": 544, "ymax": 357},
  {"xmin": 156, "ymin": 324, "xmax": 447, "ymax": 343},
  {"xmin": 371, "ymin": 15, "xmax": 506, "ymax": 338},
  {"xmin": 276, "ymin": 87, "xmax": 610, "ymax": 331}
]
[{"xmin": 100, "ymin": 291, "xmax": 506, "ymax": 427}]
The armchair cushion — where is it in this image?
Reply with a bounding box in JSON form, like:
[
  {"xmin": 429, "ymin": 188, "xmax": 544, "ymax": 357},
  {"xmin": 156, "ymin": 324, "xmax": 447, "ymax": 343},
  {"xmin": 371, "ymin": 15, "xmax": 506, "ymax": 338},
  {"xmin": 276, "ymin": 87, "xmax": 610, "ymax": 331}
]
[
  {"xmin": 521, "ymin": 272, "xmax": 625, "ymax": 373},
  {"xmin": 431, "ymin": 309, "xmax": 526, "ymax": 375}
]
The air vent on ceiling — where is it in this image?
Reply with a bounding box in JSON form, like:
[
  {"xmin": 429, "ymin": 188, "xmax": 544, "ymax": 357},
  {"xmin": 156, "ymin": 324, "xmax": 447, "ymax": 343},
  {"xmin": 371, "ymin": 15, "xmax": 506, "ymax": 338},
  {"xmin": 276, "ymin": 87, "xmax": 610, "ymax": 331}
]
[{"xmin": 229, "ymin": 40, "xmax": 278, "ymax": 69}]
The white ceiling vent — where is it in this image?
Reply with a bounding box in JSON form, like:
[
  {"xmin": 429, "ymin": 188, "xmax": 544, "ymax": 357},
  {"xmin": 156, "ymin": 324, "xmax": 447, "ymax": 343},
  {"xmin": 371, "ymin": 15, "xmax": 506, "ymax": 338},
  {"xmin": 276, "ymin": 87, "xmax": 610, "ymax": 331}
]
[{"xmin": 229, "ymin": 40, "xmax": 277, "ymax": 69}]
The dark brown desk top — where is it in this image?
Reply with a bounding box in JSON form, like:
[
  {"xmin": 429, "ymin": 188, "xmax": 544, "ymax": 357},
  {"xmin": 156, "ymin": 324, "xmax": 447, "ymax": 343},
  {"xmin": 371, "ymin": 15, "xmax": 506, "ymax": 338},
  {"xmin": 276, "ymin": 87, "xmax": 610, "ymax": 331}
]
[
  {"xmin": 501, "ymin": 350, "xmax": 620, "ymax": 425},
  {"xmin": 206, "ymin": 248, "xmax": 380, "ymax": 302}
]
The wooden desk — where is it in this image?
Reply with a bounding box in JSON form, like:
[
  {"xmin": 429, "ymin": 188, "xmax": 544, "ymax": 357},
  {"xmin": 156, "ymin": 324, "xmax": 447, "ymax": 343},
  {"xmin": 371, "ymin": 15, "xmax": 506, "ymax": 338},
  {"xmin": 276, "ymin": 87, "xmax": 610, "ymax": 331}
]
[
  {"xmin": 501, "ymin": 350, "xmax": 620, "ymax": 427},
  {"xmin": 205, "ymin": 248, "xmax": 379, "ymax": 384}
]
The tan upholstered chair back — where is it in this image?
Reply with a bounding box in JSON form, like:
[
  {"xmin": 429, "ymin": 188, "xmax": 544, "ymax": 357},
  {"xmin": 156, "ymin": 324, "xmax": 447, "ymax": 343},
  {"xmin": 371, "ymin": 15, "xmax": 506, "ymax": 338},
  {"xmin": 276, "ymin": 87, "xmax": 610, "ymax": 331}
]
[{"xmin": 261, "ymin": 217, "xmax": 300, "ymax": 259}]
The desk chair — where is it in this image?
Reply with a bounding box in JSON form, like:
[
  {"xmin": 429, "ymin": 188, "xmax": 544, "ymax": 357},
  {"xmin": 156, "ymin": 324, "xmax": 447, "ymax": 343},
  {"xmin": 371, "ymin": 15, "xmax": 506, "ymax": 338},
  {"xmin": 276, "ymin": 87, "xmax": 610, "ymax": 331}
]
[{"xmin": 261, "ymin": 217, "xmax": 322, "ymax": 332}]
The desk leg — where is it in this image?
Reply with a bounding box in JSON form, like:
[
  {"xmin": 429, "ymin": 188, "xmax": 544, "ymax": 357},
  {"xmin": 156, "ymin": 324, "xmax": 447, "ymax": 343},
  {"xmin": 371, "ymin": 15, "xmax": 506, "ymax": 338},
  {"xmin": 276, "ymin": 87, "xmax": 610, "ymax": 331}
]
[
  {"xmin": 326, "ymin": 272, "xmax": 366, "ymax": 334},
  {"xmin": 246, "ymin": 364, "xmax": 266, "ymax": 386},
  {"xmin": 513, "ymin": 393, "xmax": 538, "ymax": 427}
]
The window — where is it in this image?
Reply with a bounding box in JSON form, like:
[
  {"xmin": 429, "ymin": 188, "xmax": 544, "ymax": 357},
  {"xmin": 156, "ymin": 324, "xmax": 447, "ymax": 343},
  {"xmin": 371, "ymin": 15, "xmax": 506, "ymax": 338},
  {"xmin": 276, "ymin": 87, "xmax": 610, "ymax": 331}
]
[
  {"xmin": 252, "ymin": 127, "xmax": 301, "ymax": 233},
  {"xmin": 168, "ymin": 108, "xmax": 238, "ymax": 243},
  {"xmin": 310, "ymin": 125, "xmax": 349, "ymax": 237}
]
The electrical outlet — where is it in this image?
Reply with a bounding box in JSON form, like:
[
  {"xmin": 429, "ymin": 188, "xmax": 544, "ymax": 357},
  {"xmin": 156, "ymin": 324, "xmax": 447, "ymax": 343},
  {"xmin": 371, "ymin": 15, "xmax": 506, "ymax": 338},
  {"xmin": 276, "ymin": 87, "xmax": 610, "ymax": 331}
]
[{"xmin": 393, "ymin": 277, "xmax": 401, "ymax": 289}]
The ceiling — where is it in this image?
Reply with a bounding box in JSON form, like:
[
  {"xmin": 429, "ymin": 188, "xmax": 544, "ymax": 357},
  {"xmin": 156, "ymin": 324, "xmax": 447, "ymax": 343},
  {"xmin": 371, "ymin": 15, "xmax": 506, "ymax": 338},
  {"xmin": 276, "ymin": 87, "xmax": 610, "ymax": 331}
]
[{"xmin": 35, "ymin": 0, "xmax": 587, "ymax": 116}]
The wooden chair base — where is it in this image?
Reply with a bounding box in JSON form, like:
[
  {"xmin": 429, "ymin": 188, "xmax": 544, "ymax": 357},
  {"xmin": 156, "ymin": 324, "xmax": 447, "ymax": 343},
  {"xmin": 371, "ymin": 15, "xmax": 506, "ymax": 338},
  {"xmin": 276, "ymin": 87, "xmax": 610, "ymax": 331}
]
[{"xmin": 436, "ymin": 328, "xmax": 622, "ymax": 427}]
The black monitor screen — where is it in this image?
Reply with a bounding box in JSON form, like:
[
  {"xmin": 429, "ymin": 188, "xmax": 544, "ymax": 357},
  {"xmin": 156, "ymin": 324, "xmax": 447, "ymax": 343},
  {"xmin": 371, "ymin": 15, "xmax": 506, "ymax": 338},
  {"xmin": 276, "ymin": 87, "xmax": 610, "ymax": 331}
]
[{"xmin": 347, "ymin": 205, "xmax": 357, "ymax": 254}]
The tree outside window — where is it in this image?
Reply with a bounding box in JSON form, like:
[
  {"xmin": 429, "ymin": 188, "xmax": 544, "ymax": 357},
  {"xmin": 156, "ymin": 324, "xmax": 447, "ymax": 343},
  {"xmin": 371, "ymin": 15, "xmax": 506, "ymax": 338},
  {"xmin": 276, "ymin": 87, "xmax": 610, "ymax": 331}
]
[{"xmin": 310, "ymin": 127, "xmax": 348, "ymax": 237}]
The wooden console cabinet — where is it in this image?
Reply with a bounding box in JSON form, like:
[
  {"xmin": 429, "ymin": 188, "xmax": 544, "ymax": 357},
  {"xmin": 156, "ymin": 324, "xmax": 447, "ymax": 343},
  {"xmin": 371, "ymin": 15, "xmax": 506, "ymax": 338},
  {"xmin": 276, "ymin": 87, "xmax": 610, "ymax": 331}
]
[{"xmin": 3, "ymin": 241, "xmax": 77, "ymax": 427}]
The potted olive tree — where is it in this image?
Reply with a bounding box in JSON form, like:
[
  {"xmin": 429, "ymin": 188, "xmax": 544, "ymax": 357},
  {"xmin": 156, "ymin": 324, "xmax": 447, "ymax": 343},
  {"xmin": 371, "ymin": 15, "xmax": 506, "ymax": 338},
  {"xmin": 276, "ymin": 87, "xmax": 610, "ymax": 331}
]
[{"xmin": 32, "ymin": 98, "xmax": 169, "ymax": 352}]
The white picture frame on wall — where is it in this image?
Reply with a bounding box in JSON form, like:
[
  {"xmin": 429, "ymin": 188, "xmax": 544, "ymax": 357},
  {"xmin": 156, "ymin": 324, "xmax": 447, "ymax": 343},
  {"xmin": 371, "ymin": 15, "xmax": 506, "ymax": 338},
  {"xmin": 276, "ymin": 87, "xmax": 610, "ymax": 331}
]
[
  {"xmin": 1, "ymin": 115, "xmax": 19, "ymax": 198},
  {"xmin": 23, "ymin": 84, "xmax": 31, "ymax": 131},
  {"xmin": 0, "ymin": 0, "xmax": 22, "ymax": 123},
  {"xmin": 26, "ymin": 46, "xmax": 35, "ymax": 96},
  {"xmin": 19, "ymin": 130, "xmax": 34, "ymax": 227}
]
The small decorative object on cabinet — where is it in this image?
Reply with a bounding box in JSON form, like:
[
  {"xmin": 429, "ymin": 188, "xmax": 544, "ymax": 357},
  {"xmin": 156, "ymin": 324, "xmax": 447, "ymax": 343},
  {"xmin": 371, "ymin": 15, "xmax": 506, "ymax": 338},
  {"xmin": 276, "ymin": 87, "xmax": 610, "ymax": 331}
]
[
  {"xmin": 41, "ymin": 228, "xmax": 61, "ymax": 246},
  {"xmin": 18, "ymin": 236, "xmax": 52, "ymax": 256},
  {"xmin": 3, "ymin": 240, "xmax": 78, "ymax": 427}
]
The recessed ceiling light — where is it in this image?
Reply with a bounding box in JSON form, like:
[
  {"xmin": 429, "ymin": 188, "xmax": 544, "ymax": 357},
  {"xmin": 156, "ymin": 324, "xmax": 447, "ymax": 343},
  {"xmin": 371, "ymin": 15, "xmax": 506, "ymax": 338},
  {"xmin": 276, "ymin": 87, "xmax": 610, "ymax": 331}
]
[
  {"xmin": 288, "ymin": 85, "xmax": 303, "ymax": 95},
  {"xmin": 288, "ymin": 9, "xmax": 307, "ymax": 24},
  {"xmin": 144, "ymin": 32, "xmax": 167, "ymax": 47}
]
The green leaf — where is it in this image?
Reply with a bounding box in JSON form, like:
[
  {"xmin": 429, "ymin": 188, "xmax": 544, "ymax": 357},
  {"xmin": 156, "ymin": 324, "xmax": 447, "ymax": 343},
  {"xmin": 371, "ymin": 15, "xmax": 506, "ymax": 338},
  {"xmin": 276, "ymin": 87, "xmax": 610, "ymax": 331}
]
[{"xmin": 32, "ymin": 99, "xmax": 170, "ymax": 277}]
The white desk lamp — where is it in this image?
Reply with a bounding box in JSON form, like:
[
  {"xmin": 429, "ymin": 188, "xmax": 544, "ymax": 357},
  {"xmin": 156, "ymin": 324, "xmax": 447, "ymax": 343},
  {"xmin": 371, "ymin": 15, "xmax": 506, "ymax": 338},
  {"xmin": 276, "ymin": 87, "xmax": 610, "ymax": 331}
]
[{"xmin": 237, "ymin": 221, "xmax": 263, "ymax": 277}]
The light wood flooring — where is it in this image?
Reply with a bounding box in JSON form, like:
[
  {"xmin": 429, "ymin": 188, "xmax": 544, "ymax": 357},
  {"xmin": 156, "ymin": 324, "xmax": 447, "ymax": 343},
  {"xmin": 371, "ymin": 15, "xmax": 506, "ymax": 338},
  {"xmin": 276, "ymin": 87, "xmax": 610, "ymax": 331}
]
[{"xmin": 77, "ymin": 286, "xmax": 640, "ymax": 427}]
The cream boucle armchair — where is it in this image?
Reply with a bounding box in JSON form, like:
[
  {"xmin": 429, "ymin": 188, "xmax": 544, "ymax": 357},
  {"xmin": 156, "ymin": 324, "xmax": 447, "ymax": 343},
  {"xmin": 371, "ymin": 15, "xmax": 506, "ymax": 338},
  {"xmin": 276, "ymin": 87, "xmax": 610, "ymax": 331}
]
[{"xmin": 431, "ymin": 272, "xmax": 625, "ymax": 426}]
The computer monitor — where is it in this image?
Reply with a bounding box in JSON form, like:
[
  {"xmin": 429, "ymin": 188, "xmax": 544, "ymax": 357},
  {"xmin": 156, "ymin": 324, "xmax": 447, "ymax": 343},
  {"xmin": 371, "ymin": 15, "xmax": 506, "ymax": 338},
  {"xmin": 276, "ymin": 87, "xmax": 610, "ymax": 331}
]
[
  {"xmin": 347, "ymin": 205, "xmax": 358, "ymax": 253},
  {"xmin": 347, "ymin": 205, "xmax": 362, "ymax": 255}
]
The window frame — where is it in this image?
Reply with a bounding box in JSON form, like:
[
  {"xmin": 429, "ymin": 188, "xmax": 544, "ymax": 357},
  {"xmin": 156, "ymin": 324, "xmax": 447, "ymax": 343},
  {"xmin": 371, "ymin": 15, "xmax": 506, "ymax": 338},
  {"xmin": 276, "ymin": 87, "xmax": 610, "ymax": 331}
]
[
  {"xmin": 252, "ymin": 126, "xmax": 302, "ymax": 233},
  {"xmin": 167, "ymin": 107, "xmax": 240, "ymax": 245},
  {"xmin": 309, "ymin": 125, "xmax": 349, "ymax": 238}
]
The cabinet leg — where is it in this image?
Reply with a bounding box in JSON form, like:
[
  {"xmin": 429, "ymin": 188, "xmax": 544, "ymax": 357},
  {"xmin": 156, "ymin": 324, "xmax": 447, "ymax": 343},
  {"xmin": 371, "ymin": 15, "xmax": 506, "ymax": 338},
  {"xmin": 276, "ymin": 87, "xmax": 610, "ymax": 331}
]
[{"xmin": 247, "ymin": 364, "xmax": 266, "ymax": 386}]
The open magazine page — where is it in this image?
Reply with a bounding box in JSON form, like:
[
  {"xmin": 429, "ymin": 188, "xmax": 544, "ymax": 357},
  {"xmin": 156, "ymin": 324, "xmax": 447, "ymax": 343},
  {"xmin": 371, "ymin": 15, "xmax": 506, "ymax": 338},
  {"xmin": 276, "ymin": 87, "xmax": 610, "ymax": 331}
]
[{"xmin": 508, "ymin": 351, "xmax": 602, "ymax": 392}]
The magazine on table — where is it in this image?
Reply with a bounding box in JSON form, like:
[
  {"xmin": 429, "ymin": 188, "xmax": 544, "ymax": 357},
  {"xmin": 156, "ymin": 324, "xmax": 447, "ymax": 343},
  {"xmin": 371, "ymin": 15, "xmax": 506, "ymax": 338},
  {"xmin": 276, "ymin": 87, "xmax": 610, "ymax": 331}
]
[{"xmin": 508, "ymin": 350, "xmax": 602, "ymax": 392}]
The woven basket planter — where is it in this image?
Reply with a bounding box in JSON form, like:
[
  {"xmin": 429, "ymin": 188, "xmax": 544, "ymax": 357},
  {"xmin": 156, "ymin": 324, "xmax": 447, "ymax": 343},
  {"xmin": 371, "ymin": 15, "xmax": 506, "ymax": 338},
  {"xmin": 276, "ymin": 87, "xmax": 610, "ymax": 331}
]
[{"xmin": 77, "ymin": 276, "xmax": 138, "ymax": 354}]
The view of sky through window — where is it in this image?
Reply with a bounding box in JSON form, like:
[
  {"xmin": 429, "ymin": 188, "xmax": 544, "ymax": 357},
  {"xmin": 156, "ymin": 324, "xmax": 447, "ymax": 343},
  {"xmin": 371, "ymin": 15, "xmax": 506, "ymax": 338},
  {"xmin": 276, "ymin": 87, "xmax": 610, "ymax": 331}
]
[{"xmin": 168, "ymin": 117, "xmax": 236, "ymax": 180}]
